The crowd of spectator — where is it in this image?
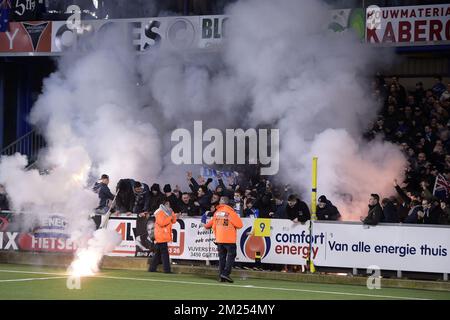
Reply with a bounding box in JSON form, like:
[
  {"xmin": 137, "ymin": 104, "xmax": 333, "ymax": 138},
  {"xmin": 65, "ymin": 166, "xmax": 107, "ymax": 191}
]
[
  {"xmin": 1, "ymin": 76, "xmax": 450, "ymax": 228},
  {"xmin": 93, "ymin": 172, "xmax": 318, "ymax": 231},
  {"xmin": 365, "ymin": 75, "xmax": 450, "ymax": 226},
  {"xmin": 88, "ymin": 75, "xmax": 450, "ymax": 229}
]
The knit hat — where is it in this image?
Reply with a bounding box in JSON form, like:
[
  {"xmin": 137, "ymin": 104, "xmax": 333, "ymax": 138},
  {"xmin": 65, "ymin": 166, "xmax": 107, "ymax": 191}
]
[
  {"xmin": 318, "ymin": 195, "xmax": 328, "ymax": 203},
  {"xmin": 163, "ymin": 184, "xmax": 172, "ymax": 193},
  {"xmin": 150, "ymin": 183, "xmax": 160, "ymax": 193}
]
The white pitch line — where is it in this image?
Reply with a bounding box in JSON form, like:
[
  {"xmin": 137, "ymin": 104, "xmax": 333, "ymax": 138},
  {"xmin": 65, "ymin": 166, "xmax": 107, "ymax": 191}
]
[
  {"xmin": 0, "ymin": 269, "xmax": 432, "ymax": 300},
  {"xmin": 0, "ymin": 269, "xmax": 66, "ymax": 276},
  {"xmin": 0, "ymin": 276, "xmax": 67, "ymax": 283},
  {"xmin": 95, "ymin": 275, "xmax": 430, "ymax": 300}
]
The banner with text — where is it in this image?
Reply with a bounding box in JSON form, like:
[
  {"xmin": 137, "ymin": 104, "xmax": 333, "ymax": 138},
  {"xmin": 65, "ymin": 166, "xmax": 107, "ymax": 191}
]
[
  {"xmin": 104, "ymin": 217, "xmax": 450, "ymax": 273},
  {"xmin": 366, "ymin": 4, "xmax": 450, "ymax": 46},
  {"xmin": 3, "ymin": 211, "xmax": 448, "ymax": 273},
  {"xmin": 313, "ymin": 222, "xmax": 450, "ymax": 273},
  {"xmin": 106, "ymin": 216, "xmax": 219, "ymax": 259},
  {"xmin": 0, "ymin": 21, "xmax": 52, "ymax": 53},
  {"xmin": 107, "ymin": 215, "xmax": 137, "ymax": 257},
  {"xmin": 235, "ymin": 218, "xmax": 312, "ymax": 265},
  {"xmin": 50, "ymin": 15, "xmax": 226, "ymax": 54},
  {"xmin": 0, "ymin": 212, "xmax": 75, "ymax": 253},
  {"xmin": 105, "ymin": 217, "xmax": 313, "ymax": 264}
]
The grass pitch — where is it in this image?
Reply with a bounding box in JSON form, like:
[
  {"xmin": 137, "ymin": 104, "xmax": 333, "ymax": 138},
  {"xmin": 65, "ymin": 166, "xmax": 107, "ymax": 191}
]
[{"xmin": 0, "ymin": 263, "xmax": 449, "ymax": 300}]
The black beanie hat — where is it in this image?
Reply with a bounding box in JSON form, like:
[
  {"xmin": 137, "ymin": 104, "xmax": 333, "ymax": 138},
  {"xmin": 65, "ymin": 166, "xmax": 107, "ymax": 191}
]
[
  {"xmin": 318, "ymin": 195, "xmax": 327, "ymax": 203},
  {"xmin": 163, "ymin": 184, "xmax": 172, "ymax": 193}
]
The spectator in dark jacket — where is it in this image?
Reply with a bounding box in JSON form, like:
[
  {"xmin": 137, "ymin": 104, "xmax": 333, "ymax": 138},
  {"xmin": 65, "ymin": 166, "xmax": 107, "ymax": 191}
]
[
  {"xmin": 210, "ymin": 192, "xmax": 221, "ymax": 206},
  {"xmin": 404, "ymin": 200, "xmax": 422, "ymax": 224},
  {"xmin": 419, "ymin": 180, "xmax": 433, "ymax": 201},
  {"xmin": 394, "ymin": 179, "xmax": 412, "ymax": 207},
  {"xmin": 381, "ymin": 197, "xmax": 399, "ymax": 223},
  {"xmin": 133, "ymin": 181, "xmax": 151, "ymax": 237},
  {"xmin": 230, "ymin": 191, "xmax": 244, "ymax": 216},
  {"xmin": 93, "ymin": 174, "xmax": 114, "ymax": 213},
  {"xmin": 391, "ymin": 195, "xmax": 409, "ymax": 222},
  {"xmin": 362, "ymin": 194, "xmax": 383, "ymax": 225},
  {"xmin": 186, "ymin": 171, "xmax": 212, "ymax": 193},
  {"xmin": 285, "ymin": 194, "xmax": 310, "ymax": 223},
  {"xmin": 133, "ymin": 181, "xmax": 150, "ymax": 213},
  {"xmin": 242, "ymin": 198, "xmax": 259, "ymax": 218},
  {"xmin": 163, "ymin": 184, "xmax": 180, "ymax": 213},
  {"xmin": 414, "ymin": 81, "xmax": 425, "ymax": 102},
  {"xmin": 440, "ymin": 200, "xmax": 450, "ymax": 225},
  {"xmin": 178, "ymin": 192, "xmax": 201, "ymax": 216},
  {"xmin": 272, "ymin": 192, "xmax": 287, "ymax": 219},
  {"xmin": 0, "ymin": 184, "xmax": 10, "ymax": 211},
  {"xmin": 420, "ymin": 198, "xmax": 443, "ymax": 225},
  {"xmin": 196, "ymin": 185, "xmax": 212, "ymax": 215},
  {"xmin": 92, "ymin": 174, "xmax": 114, "ymax": 229},
  {"xmin": 115, "ymin": 178, "xmax": 135, "ymax": 213},
  {"xmin": 215, "ymin": 174, "xmax": 234, "ymax": 198},
  {"xmin": 254, "ymin": 192, "xmax": 275, "ymax": 218},
  {"xmin": 172, "ymin": 185, "xmax": 182, "ymax": 201},
  {"xmin": 149, "ymin": 183, "xmax": 164, "ymax": 212},
  {"xmin": 432, "ymin": 76, "xmax": 446, "ymax": 98},
  {"xmin": 316, "ymin": 195, "xmax": 341, "ymax": 221}
]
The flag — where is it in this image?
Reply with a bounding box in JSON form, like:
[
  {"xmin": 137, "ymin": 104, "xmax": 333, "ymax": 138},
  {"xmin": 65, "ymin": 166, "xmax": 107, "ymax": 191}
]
[
  {"xmin": 0, "ymin": 0, "xmax": 11, "ymax": 33},
  {"xmin": 309, "ymin": 259, "xmax": 316, "ymax": 273},
  {"xmin": 432, "ymin": 173, "xmax": 450, "ymax": 200}
]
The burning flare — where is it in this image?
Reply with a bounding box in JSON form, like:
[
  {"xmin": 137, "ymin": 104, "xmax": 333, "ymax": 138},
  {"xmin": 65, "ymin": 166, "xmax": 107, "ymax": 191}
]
[
  {"xmin": 68, "ymin": 229, "xmax": 122, "ymax": 277},
  {"xmin": 68, "ymin": 248, "xmax": 100, "ymax": 277}
]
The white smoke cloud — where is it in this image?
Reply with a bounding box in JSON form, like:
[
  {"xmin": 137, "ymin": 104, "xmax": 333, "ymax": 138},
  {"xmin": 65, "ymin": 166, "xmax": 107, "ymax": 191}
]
[
  {"xmin": 219, "ymin": 0, "xmax": 407, "ymax": 217},
  {"xmin": 0, "ymin": 26, "xmax": 162, "ymax": 271},
  {"xmin": 0, "ymin": 0, "xmax": 407, "ymax": 265},
  {"xmin": 29, "ymin": 28, "xmax": 162, "ymax": 186},
  {"xmin": 136, "ymin": 0, "xmax": 406, "ymax": 218}
]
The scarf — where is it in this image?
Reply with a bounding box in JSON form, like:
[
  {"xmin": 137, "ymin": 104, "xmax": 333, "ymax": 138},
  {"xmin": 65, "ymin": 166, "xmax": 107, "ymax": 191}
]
[{"xmin": 159, "ymin": 204, "xmax": 172, "ymax": 216}]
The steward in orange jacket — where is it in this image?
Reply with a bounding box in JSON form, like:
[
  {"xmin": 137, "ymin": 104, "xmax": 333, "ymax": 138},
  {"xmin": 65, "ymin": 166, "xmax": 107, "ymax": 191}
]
[
  {"xmin": 149, "ymin": 200, "xmax": 177, "ymax": 273},
  {"xmin": 204, "ymin": 196, "xmax": 243, "ymax": 283},
  {"xmin": 205, "ymin": 203, "xmax": 243, "ymax": 243},
  {"xmin": 154, "ymin": 206, "xmax": 177, "ymax": 243}
]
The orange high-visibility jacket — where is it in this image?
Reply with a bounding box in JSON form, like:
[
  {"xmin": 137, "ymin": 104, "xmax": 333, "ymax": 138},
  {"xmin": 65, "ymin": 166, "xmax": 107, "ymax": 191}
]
[
  {"xmin": 154, "ymin": 207, "xmax": 177, "ymax": 243},
  {"xmin": 204, "ymin": 204, "xmax": 243, "ymax": 243}
]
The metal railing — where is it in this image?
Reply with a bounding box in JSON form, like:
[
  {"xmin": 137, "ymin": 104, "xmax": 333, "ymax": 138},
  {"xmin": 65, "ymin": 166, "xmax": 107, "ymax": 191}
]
[{"xmin": 1, "ymin": 130, "xmax": 46, "ymax": 167}]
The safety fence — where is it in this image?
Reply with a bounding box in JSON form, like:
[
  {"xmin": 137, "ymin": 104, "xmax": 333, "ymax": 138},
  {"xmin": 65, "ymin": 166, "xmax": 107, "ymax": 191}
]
[{"xmin": 1, "ymin": 130, "xmax": 46, "ymax": 167}]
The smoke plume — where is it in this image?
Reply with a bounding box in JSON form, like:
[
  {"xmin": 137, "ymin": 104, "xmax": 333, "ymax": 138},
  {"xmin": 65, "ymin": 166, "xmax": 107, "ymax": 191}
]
[
  {"xmin": 0, "ymin": 0, "xmax": 407, "ymax": 265},
  {"xmin": 138, "ymin": 0, "xmax": 406, "ymax": 217}
]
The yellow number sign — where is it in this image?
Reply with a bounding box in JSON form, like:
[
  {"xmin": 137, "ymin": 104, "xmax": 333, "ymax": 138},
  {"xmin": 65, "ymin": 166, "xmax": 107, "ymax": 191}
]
[{"xmin": 253, "ymin": 218, "xmax": 271, "ymax": 237}]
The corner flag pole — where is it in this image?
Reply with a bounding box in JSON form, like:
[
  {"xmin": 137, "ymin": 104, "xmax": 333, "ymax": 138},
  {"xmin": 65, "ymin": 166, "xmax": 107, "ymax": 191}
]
[{"xmin": 309, "ymin": 157, "xmax": 318, "ymax": 273}]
